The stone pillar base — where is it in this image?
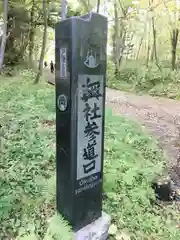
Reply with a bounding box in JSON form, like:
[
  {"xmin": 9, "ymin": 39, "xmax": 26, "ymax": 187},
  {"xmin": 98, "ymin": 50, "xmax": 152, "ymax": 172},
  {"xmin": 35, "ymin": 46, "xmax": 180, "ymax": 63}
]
[{"xmin": 74, "ymin": 212, "xmax": 111, "ymax": 240}]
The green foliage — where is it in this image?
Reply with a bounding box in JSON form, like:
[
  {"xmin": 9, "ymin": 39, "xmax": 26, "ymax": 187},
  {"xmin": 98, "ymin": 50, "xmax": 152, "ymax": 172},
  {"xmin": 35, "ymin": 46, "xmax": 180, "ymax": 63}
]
[
  {"xmin": 107, "ymin": 60, "xmax": 180, "ymax": 99},
  {"xmin": 5, "ymin": 5, "xmax": 30, "ymax": 65},
  {"xmin": 0, "ymin": 69, "xmax": 57, "ymax": 239},
  {"xmin": 1, "ymin": 69, "xmax": 180, "ymax": 239},
  {"xmin": 44, "ymin": 214, "xmax": 73, "ymax": 240},
  {"xmin": 107, "ymin": 60, "xmax": 138, "ymax": 92},
  {"xmin": 103, "ymin": 110, "xmax": 180, "ymax": 239},
  {"xmin": 3, "ymin": 0, "xmax": 84, "ymax": 67}
]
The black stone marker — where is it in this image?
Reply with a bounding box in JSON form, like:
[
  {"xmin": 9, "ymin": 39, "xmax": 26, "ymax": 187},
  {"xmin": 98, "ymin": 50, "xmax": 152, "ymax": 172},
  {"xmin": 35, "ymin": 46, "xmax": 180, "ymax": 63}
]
[{"xmin": 55, "ymin": 12, "xmax": 107, "ymax": 231}]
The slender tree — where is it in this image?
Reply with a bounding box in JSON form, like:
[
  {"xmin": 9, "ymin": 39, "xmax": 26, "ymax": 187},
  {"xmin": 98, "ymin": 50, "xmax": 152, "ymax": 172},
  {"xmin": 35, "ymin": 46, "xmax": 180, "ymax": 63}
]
[
  {"xmin": 34, "ymin": 0, "xmax": 48, "ymax": 84},
  {"xmin": 96, "ymin": 0, "xmax": 100, "ymax": 13},
  {"xmin": 163, "ymin": 0, "xmax": 179, "ymax": 70},
  {"xmin": 0, "ymin": 0, "xmax": 8, "ymax": 71},
  {"xmin": 61, "ymin": 0, "xmax": 68, "ymax": 20},
  {"xmin": 29, "ymin": 0, "xmax": 36, "ymax": 67},
  {"xmin": 171, "ymin": 28, "xmax": 179, "ymax": 70},
  {"xmin": 152, "ymin": 14, "xmax": 161, "ymax": 71}
]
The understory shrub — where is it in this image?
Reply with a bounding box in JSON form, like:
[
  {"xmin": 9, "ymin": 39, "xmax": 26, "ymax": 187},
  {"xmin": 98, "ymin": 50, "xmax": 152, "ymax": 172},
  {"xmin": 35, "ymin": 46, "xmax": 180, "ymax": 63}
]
[{"xmin": 107, "ymin": 60, "xmax": 180, "ymax": 99}]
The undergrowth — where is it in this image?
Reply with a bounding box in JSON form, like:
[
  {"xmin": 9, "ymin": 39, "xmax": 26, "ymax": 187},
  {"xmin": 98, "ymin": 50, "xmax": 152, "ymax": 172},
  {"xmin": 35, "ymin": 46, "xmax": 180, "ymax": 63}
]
[
  {"xmin": 107, "ymin": 60, "xmax": 180, "ymax": 99},
  {"xmin": 104, "ymin": 110, "xmax": 180, "ymax": 239},
  {"xmin": 0, "ymin": 69, "xmax": 180, "ymax": 239}
]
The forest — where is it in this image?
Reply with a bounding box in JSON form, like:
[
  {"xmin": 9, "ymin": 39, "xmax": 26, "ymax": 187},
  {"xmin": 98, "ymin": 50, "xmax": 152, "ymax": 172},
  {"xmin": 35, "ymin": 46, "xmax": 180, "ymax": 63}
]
[
  {"xmin": 0, "ymin": 0, "xmax": 180, "ymax": 96},
  {"xmin": 1, "ymin": 0, "xmax": 180, "ymax": 240}
]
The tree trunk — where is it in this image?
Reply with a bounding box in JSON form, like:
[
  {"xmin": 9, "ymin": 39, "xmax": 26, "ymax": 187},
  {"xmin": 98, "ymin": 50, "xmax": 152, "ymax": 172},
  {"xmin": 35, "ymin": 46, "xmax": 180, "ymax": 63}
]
[
  {"xmin": 96, "ymin": 0, "xmax": 100, "ymax": 13},
  {"xmin": 171, "ymin": 28, "xmax": 179, "ymax": 70},
  {"xmin": 146, "ymin": 41, "xmax": 150, "ymax": 67},
  {"xmin": 152, "ymin": 15, "xmax": 161, "ymax": 70},
  {"xmin": 150, "ymin": 44, "xmax": 154, "ymax": 61},
  {"xmin": 149, "ymin": 0, "xmax": 161, "ymax": 70},
  {"xmin": 61, "ymin": 0, "xmax": 67, "ymax": 20},
  {"xmin": 136, "ymin": 37, "xmax": 143, "ymax": 61},
  {"xmin": 29, "ymin": 0, "xmax": 36, "ymax": 67},
  {"xmin": 146, "ymin": 0, "xmax": 151, "ymax": 67},
  {"xmin": 113, "ymin": 0, "xmax": 119, "ymax": 77},
  {"xmin": 0, "ymin": 0, "xmax": 8, "ymax": 71},
  {"xmin": 34, "ymin": 0, "xmax": 48, "ymax": 84},
  {"xmin": 146, "ymin": 22, "xmax": 150, "ymax": 67},
  {"xmin": 113, "ymin": 0, "xmax": 128, "ymax": 76}
]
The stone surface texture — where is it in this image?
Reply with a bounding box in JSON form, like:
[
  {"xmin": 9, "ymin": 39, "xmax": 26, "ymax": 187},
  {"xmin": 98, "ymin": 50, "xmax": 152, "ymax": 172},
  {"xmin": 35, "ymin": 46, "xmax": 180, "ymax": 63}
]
[{"xmin": 74, "ymin": 212, "xmax": 111, "ymax": 240}]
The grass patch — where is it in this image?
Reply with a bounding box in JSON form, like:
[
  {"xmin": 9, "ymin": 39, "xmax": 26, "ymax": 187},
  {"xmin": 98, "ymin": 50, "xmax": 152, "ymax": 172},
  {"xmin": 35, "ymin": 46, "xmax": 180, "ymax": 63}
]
[
  {"xmin": 104, "ymin": 111, "xmax": 180, "ymax": 239},
  {"xmin": 0, "ymin": 69, "xmax": 180, "ymax": 239}
]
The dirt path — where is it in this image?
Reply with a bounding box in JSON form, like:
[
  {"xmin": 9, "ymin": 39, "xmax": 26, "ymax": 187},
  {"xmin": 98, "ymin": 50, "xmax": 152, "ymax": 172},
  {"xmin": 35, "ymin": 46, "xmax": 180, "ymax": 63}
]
[
  {"xmin": 106, "ymin": 88, "xmax": 180, "ymax": 185},
  {"xmin": 46, "ymin": 71, "xmax": 180, "ymax": 185}
]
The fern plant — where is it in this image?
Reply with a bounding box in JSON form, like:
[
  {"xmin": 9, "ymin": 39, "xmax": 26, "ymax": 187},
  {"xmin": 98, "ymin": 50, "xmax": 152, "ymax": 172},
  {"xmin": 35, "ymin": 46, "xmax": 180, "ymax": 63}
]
[{"xmin": 43, "ymin": 213, "xmax": 73, "ymax": 240}]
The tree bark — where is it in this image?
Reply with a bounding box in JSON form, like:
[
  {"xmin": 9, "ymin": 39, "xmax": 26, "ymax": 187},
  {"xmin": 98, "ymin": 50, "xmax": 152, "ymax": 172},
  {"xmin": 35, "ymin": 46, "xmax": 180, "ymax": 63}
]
[
  {"xmin": 0, "ymin": 0, "xmax": 8, "ymax": 71},
  {"xmin": 34, "ymin": 0, "xmax": 48, "ymax": 84},
  {"xmin": 150, "ymin": 0, "xmax": 161, "ymax": 71},
  {"xmin": 61, "ymin": 0, "xmax": 67, "ymax": 20},
  {"xmin": 136, "ymin": 37, "xmax": 143, "ymax": 61},
  {"xmin": 113, "ymin": 0, "xmax": 119, "ymax": 77},
  {"xmin": 96, "ymin": 0, "xmax": 100, "ymax": 13},
  {"xmin": 150, "ymin": 44, "xmax": 154, "ymax": 61},
  {"xmin": 146, "ymin": 41, "xmax": 150, "ymax": 67},
  {"xmin": 29, "ymin": 0, "xmax": 36, "ymax": 67},
  {"xmin": 171, "ymin": 28, "xmax": 179, "ymax": 70},
  {"xmin": 152, "ymin": 14, "xmax": 161, "ymax": 70}
]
